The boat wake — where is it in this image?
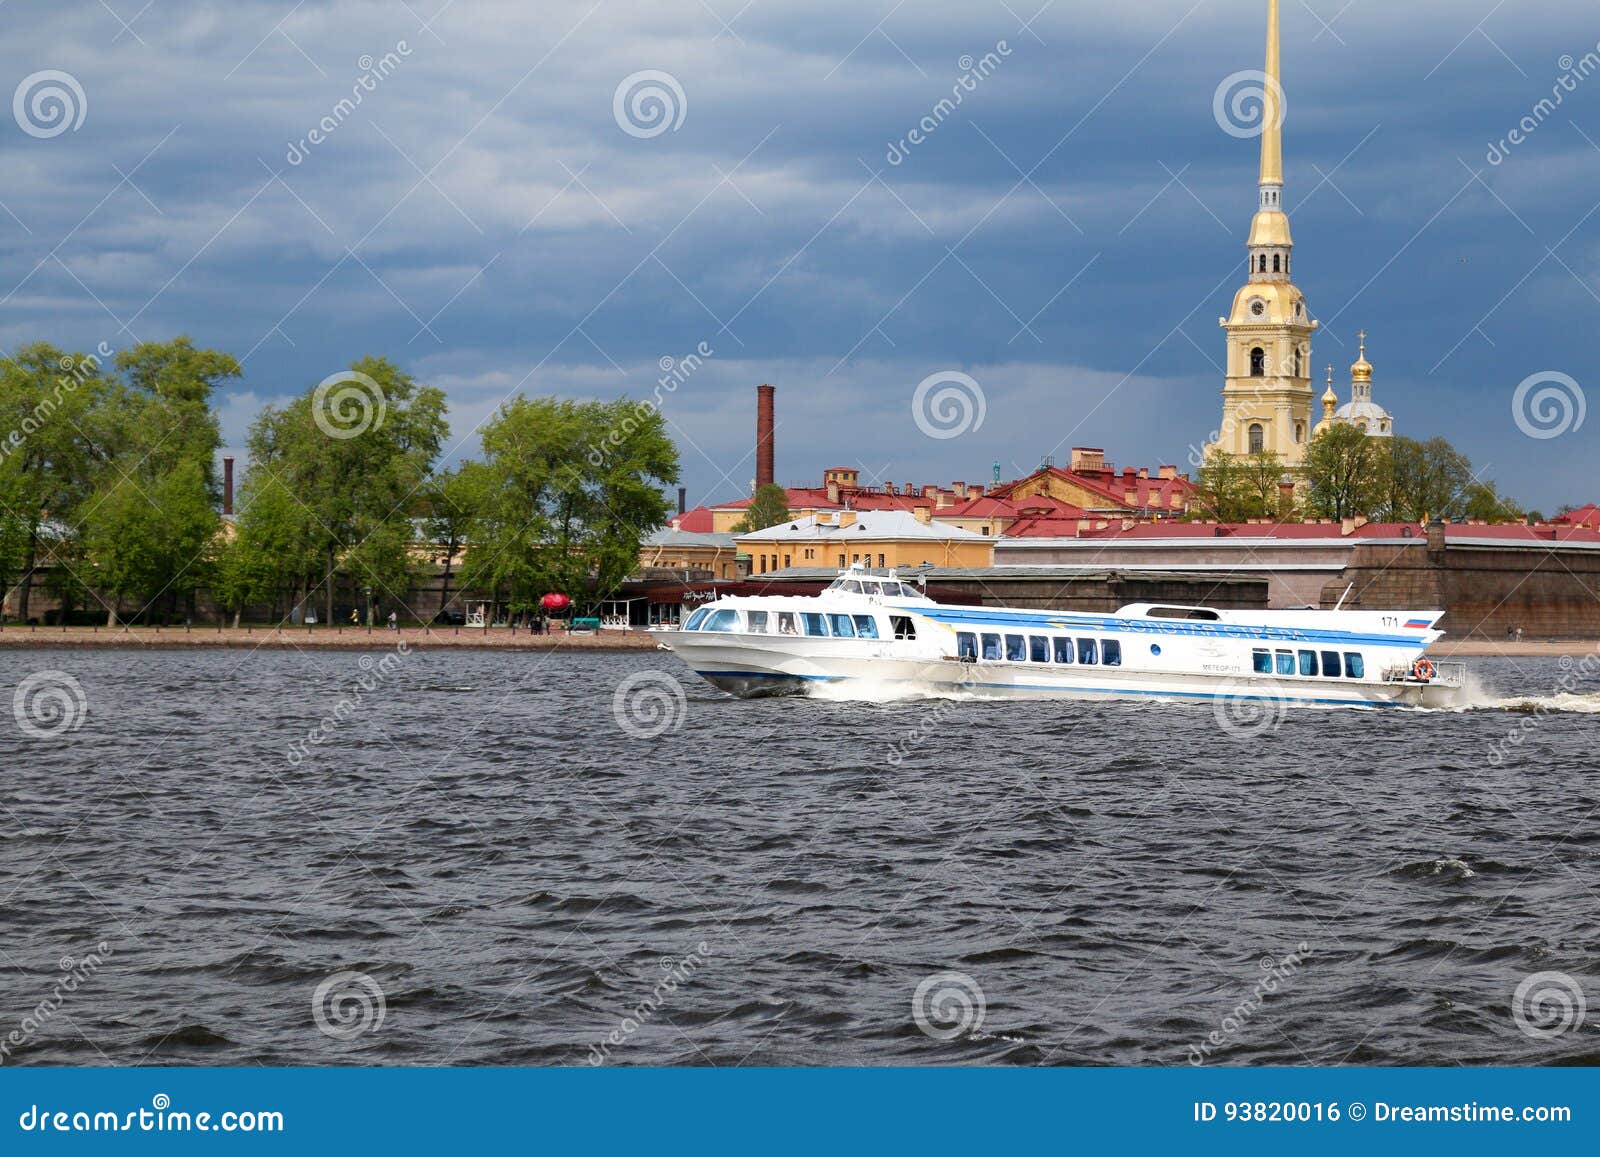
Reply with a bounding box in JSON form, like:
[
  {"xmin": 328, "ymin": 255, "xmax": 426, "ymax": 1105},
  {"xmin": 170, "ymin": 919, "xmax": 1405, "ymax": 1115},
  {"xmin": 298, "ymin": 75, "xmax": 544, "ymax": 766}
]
[
  {"xmin": 805, "ymin": 678, "xmax": 986, "ymax": 705},
  {"xmin": 1457, "ymin": 691, "xmax": 1600, "ymax": 715}
]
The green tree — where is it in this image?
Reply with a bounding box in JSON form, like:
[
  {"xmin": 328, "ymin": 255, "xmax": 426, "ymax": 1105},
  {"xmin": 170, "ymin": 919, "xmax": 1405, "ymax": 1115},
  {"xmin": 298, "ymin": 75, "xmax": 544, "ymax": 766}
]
[
  {"xmin": 1463, "ymin": 481, "xmax": 1525, "ymax": 523},
  {"xmin": 249, "ymin": 357, "xmax": 448, "ymax": 624},
  {"xmin": 113, "ymin": 337, "xmax": 238, "ymax": 482},
  {"xmin": 731, "ymin": 483, "xmax": 792, "ymax": 533},
  {"xmin": 1303, "ymin": 424, "xmax": 1388, "ymax": 521},
  {"xmin": 79, "ymin": 338, "xmax": 239, "ymax": 621},
  {"xmin": 1380, "ymin": 436, "xmax": 1471, "ymax": 522},
  {"xmin": 0, "ymin": 467, "xmax": 29, "ymax": 612},
  {"xmin": 0, "ymin": 344, "xmax": 115, "ymax": 620},
  {"xmin": 83, "ymin": 460, "xmax": 218, "ymax": 625},
  {"xmin": 214, "ymin": 472, "xmax": 316, "ymax": 625},
  {"xmin": 460, "ymin": 397, "xmax": 678, "ymax": 618},
  {"xmin": 421, "ymin": 463, "xmax": 482, "ymax": 620},
  {"xmin": 1193, "ymin": 450, "xmax": 1283, "ymax": 522}
]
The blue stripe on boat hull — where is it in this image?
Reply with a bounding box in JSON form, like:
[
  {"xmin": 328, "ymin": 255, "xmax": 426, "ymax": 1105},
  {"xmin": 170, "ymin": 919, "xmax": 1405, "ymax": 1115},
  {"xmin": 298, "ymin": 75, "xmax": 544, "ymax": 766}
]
[
  {"xmin": 693, "ymin": 669, "xmax": 1403, "ymax": 708},
  {"xmin": 900, "ymin": 605, "xmax": 1431, "ymax": 650}
]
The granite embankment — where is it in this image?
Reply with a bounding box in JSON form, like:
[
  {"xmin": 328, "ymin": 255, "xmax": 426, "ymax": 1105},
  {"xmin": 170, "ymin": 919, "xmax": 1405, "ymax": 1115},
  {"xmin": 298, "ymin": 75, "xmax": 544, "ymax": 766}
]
[{"xmin": 0, "ymin": 626, "xmax": 663, "ymax": 650}]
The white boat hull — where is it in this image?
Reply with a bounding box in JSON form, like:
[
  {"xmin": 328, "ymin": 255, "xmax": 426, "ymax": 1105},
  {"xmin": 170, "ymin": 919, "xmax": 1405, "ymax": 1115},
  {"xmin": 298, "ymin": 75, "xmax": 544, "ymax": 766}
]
[
  {"xmin": 664, "ymin": 633, "xmax": 1460, "ymax": 709},
  {"xmin": 657, "ymin": 571, "xmax": 1467, "ymax": 711}
]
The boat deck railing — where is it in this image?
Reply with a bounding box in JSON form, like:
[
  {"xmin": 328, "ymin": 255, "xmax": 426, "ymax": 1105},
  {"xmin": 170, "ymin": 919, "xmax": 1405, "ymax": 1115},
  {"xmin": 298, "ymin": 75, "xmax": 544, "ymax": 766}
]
[{"xmin": 1384, "ymin": 661, "xmax": 1467, "ymax": 689}]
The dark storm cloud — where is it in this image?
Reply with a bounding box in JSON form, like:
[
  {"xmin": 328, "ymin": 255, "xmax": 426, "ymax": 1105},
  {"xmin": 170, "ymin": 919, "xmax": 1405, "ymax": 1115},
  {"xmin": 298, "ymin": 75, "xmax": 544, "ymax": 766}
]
[{"xmin": 1, "ymin": 1, "xmax": 1596, "ymax": 507}]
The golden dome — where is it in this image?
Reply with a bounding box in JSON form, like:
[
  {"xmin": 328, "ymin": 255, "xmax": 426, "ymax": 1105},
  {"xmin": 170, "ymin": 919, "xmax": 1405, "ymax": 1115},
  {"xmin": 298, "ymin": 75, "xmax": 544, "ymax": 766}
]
[
  {"xmin": 1247, "ymin": 210, "xmax": 1293, "ymax": 249},
  {"xmin": 1321, "ymin": 385, "xmax": 1338, "ymax": 409},
  {"xmin": 1227, "ymin": 281, "xmax": 1308, "ymax": 327},
  {"xmin": 1351, "ymin": 330, "xmax": 1373, "ymax": 383}
]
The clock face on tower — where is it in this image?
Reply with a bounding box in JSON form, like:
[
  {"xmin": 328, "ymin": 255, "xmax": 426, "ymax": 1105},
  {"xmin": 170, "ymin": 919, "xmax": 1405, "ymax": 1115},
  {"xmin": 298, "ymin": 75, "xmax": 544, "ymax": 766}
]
[{"xmin": 1249, "ymin": 298, "xmax": 1266, "ymax": 319}]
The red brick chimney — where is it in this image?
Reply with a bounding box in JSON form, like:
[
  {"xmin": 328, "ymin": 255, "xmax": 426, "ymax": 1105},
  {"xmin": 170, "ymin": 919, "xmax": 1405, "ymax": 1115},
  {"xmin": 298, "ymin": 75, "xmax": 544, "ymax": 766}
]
[
  {"xmin": 222, "ymin": 456, "xmax": 234, "ymax": 516},
  {"xmin": 756, "ymin": 384, "xmax": 775, "ymax": 490}
]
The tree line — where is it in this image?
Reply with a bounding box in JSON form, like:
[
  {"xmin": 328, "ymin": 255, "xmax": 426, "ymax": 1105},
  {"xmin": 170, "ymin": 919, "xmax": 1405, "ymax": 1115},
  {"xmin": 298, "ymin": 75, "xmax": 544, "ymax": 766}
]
[
  {"xmin": 0, "ymin": 340, "xmax": 680, "ymax": 626},
  {"xmin": 1194, "ymin": 425, "xmax": 1530, "ymax": 524}
]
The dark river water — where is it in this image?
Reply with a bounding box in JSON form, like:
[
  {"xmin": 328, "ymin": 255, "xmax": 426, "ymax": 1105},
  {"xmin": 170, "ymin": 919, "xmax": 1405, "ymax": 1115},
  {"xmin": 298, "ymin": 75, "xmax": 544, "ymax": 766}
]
[{"xmin": 1, "ymin": 647, "xmax": 1597, "ymax": 1067}]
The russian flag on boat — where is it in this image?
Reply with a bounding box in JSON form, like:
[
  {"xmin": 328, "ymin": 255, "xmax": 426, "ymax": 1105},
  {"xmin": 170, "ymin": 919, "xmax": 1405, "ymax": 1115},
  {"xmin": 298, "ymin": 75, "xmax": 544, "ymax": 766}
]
[{"xmin": 1404, "ymin": 618, "xmax": 1433, "ymax": 630}]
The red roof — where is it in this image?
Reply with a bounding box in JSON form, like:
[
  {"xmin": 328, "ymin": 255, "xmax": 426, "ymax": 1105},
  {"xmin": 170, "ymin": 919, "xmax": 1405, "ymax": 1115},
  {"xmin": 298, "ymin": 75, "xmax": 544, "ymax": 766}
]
[
  {"xmin": 991, "ymin": 464, "xmax": 1197, "ymax": 512},
  {"xmin": 1005, "ymin": 516, "xmax": 1090, "ymax": 538},
  {"xmin": 670, "ymin": 505, "xmax": 716, "ymax": 532},
  {"xmin": 1002, "ymin": 519, "xmax": 1600, "ymax": 544},
  {"xmin": 1555, "ymin": 504, "xmax": 1600, "ymax": 529}
]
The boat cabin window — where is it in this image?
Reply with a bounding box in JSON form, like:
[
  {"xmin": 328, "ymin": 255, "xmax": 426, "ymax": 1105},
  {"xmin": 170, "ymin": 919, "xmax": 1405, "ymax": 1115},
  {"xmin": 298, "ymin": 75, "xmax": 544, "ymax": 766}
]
[
  {"xmin": 1299, "ymin": 650, "xmax": 1318, "ymax": 677},
  {"xmin": 1077, "ymin": 638, "xmax": 1098, "ymax": 665},
  {"xmin": 684, "ymin": 608, "xmax": 711, "ymax": 631},
  {"xmin": 1320, "ymin": 651, "xmax": 1342, "ymax": 678},
  {"xmin": 1102, "ymin": 640, "xmax": 1122, "ymax": 667},
  {"xmin": 747, "ymin": 610, "xmax": 770, "ymax": 633},
  {"xmin": 853, "ymin": 615, "xmax": 880, "ymax": 640},
  {"xmin": 844, "ymin": 580, "xmax": 864, "ymax": 593},
  {"xmin": 981, "ymin": 633, "xmax": 1002, "ymax": 661},
  {"xmin": 1146, "ymin": 606, "xmax": 1221, "ymax": 621},
  {"xmin": 777, "ymin": 612, "xmax": 799, "ymax": 635},
  {"xmin": 958, "ymin": 631, "xmax": 978, "ymax": 660},
  {"xmin": 1005, "ymin": 635, "xmax": 1026, "ymax": 662},
  {"xmin": 1030, "ymin": 636, "xmax": 1049, "ymax": 663},
  {"xmin": 802, "ymin": 613, "xmax": 829, "ymax": 637},
  {"xmin": 703, "ymin": 609, "xmax": 741, "ymax": 633},
  {"xmin": 890, "ymin": 615, "xmax": 917, "ymax": 641},
  {"xmin": 1053, "ymin": 637, "xmax": 1074, "ymax": 664},
  {"xmin": 829, "ymin": 614, "xmax": 856, "ymax": 637},
  {"xmin": 1252, "ymin": 648, "xmax": 1272, "ymax": 675},
  {"xmin": 1345, "ymin": 653, "xmax": 1365, "ymax": 679},
  {"xmin": 1275, "ymin": 651, "xmax": 1294, "ymax": 676}
]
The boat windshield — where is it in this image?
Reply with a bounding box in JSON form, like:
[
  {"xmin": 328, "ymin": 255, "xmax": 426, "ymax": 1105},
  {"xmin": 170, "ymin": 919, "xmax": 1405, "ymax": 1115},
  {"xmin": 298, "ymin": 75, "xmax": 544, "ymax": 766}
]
[{"xmin": 826, "ymin": 574, "xmax": 928, "ymax": 599}]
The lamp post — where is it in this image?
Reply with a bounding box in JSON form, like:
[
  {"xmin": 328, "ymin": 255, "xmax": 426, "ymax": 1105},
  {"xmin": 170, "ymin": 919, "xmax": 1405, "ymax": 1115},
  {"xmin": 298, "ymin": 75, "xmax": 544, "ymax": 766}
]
[{"xmin": 364, "ymin": 586, "xmax": 373, "ymax": 633}]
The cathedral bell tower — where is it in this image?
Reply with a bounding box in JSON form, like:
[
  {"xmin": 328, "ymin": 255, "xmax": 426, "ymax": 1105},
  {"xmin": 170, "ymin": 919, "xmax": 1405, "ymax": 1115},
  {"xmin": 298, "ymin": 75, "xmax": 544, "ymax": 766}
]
[{"xmin": 1207, "ymin": 0, "xmax": 1317, "ymax": 467}]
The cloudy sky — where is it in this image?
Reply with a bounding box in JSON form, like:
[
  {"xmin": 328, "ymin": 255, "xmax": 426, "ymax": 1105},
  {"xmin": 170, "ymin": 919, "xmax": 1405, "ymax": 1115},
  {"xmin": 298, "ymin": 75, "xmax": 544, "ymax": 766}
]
[{"xmin": 1, "ymin": 1, "xmax": 1597, "ymax": 510}]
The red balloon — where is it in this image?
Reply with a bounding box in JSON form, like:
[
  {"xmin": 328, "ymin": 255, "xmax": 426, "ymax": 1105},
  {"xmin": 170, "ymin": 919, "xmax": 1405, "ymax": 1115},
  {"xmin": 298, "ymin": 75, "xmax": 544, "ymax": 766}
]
[{"xmin": 540, "ymin": 592, "xmax": 571, "ymax": 610}]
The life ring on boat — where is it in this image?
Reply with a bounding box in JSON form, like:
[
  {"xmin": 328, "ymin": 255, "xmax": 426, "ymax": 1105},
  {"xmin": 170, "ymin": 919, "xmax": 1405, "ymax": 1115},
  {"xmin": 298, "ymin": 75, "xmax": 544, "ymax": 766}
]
[{"xmin": 1412, "ymin": 658, "xmax": 1436, "ymax": 683}]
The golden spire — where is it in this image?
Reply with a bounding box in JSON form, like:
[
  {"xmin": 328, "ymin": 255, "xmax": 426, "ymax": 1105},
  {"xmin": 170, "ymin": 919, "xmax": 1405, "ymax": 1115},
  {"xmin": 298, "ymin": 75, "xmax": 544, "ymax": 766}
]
[
  {"xmin": 1260, "ymin": 0, "xmax": 1283, "ymax": 188},
  {"xmin": 1321, "ymin": 365, "xmax": 1338, "ymax": 411},
  {"xmin": 1246, "ymin": 0, "xmax": 1291, "ymax": 252},
  {"xmin": 1351, "ymin": 330, "xmax": 1373, "ymax": 383}
]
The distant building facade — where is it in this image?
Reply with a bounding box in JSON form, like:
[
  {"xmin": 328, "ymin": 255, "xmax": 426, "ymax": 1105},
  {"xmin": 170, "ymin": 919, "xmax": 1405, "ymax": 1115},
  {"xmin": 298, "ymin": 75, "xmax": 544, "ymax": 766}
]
[{"xmin": 735, "ymin": 509, "xmax": 994, "ymax": 573}]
